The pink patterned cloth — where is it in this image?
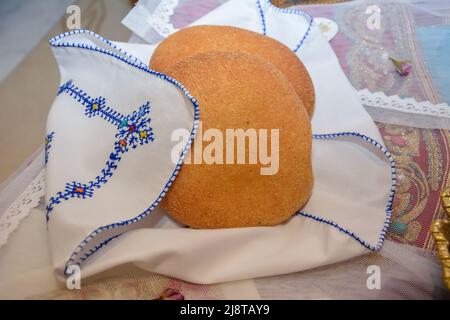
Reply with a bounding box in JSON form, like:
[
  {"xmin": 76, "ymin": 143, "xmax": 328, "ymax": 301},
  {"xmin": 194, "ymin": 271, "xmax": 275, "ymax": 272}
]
[{"xmin": 295, "ymin": 1, "xmax": 450, "ymax": 250}]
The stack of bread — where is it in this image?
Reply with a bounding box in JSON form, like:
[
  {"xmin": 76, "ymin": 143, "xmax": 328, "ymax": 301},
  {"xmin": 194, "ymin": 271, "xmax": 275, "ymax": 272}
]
[{"xmin": 149, "ymin": 25, "xmax": 315, "ymax": 229}]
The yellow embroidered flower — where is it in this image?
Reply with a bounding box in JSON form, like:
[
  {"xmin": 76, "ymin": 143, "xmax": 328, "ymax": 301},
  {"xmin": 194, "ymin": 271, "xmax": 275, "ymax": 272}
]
[{"xmin": 139, "ymin": 130, "xmax": 147, "ymax": 139}]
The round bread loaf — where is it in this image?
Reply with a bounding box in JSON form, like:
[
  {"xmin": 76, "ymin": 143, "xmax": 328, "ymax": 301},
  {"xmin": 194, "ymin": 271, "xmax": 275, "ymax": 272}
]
[
  {"xmin": 150, "ymin": 25, "xmax": 315, "ymax": 118},
  {"xmin": 161, "ymin": 51, "xmax": 313, "ymax": 228}
]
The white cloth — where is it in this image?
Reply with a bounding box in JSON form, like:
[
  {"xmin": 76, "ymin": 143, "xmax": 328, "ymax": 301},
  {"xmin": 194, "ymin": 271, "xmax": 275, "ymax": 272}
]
[
  {"xmin": 46, "ymin": 30, "xmax": 198, "ymax": 277},
  {"xmin": 46, "ymin": 0, "xmax": 395, "ymax": 284}
]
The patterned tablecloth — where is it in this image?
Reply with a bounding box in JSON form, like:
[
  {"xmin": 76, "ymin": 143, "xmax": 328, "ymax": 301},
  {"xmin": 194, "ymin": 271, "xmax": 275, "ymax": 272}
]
[{"xmin": 300, "ymin": 0, "xmax": 450, "ymax": 250}]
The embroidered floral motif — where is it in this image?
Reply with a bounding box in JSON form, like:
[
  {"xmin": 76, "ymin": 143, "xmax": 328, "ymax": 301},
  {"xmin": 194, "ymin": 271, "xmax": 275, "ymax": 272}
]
[
  {"xmin": 45, "ymin": 132, "xmax": 55, "ymax": 165},
  {"xmin": 46, "ymin": 80, "xmax": 155, "ymax": 221},
  {"xmin": 66, "ymin": 182, "xmax": 94, "ymax": 199}
]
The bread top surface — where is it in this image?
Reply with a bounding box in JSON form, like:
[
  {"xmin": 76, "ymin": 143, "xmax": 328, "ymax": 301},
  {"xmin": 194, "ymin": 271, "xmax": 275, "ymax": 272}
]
[
  {"xmin": 160, "ymin": 51, "xmax": 313, "ymax": 228},
  {"xmin": 150, "ymin": 25, "xmax": 315, "ymax": 118}
]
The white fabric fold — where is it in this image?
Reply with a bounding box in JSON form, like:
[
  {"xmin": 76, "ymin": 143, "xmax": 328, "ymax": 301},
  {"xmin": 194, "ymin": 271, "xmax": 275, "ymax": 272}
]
[
  {"xmin": 46, "ymin": 30, "xmax": 199, "ymax": 276},
  {"xmin": 46, "ymin": 0, "xmax": 395, "ymax": 283}
]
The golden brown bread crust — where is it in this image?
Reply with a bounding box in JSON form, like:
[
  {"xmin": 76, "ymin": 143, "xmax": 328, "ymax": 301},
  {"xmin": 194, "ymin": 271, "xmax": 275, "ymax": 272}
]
[
  {"xmin": 150, "ymin": 25, "xmax": 315, "ymax": 118},
  {"xmin": 160, "ymin": 51, "xmax": 313, "ymax": 228}
]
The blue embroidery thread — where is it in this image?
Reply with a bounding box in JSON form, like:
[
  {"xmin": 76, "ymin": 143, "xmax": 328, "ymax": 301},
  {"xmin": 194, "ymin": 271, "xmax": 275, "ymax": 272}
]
[
  {"xmin": 46, "ymin": 80, "xmax": 155, "ymax": 221},
  {"xmin": 45, "ymin": 131, "xmax": 55, "ymax": 165},
  {"xmin": 256, "ymin": 0, "xmax": 314, "ymax": 53},
  {"xmin": 296, "ymin": 132, "xmax": 397, "ymax": 252},
  {"xmin": 65, "ymin": 182, "xmax": 94, "ymax": 199},
  {"xmin": 64, "ymin": 132, "xmax": 396, "ymax": 273},
  {"xmin": 256, "ymin": 0, "xmax": 267, "ymax": 35},
  {"xmin": 48, "ymin": 30, "xmax": 200, "ymax": 276}
]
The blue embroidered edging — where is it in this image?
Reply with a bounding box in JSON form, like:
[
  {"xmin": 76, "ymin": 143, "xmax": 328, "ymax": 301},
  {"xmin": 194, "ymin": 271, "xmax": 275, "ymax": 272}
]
[
  {"xmin": 50, "ymin": 29, "xmax": 149, "ymax": 70},
  {"xmin": 46, "ymin": 80, "xmax": 154, "ymax": 221},
  {"xmin": 256, "ymin": 0, "xmax": 267, "ymax": 35},
  {"xmin": 295, "ymin": 132, "xmax": 397, "ymax": 252},
  {"xmin": 44, "ymin": 132, "xmax": 55, "ymax": 165},
  {"xmin": 50, "ymin": 30, "xmax": 394, "ymax": 274},
  {"xmin": 79, "ymin": 234, "xmax": 123, "ymax": 264},
  {"xmin": 256, "ymin": 0, "xmax": 314, "ymax": 53},
  {"xmin": 255, "ymin": 2, "xmax": 393, "ymax": 249},
  {"xmin": 48, "ymin": 29, "xmax": 200, "ymax": 275},
  {"xmin": 64, "ymin": 132, "xmax": 395, "ymax": 273},
  {"xmin": 58, "ymin": 81, "xmax": 126, "ymax": 127}
]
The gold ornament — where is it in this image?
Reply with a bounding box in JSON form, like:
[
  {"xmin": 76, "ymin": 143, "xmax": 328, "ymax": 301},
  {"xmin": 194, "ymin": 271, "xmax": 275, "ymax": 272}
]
[{"xmin": 430, "ymin": 189, "xmax": 450, "ymax": 290}]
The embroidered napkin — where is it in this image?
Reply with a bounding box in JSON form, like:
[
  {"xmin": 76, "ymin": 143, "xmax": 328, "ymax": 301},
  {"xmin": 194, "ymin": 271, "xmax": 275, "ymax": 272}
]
[
  {"xmin": 46, "ymin": 30, "xmax": 198, "ymax": 276},
  {"xmin": 46, "ymin": 0, "xmax": 395, "ymax": 284}
]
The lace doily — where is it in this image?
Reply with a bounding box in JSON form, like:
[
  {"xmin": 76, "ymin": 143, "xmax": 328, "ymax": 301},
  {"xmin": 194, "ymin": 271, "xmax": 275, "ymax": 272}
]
[
  {"xmin": 0, "ymin": 169, "xmax": 45, "ymax": 248},
  {"xmin": 359, "ymin": 89, "xmax": 450, "ymax": 129},
  {"xmin": 123, "ymin": 0, "xmax": 227, "ymax": 44},
  {"xmin": 358, "ymin": 89, "xmax": 450, "ymax": 119},
  {"xmin": 145, "ymin": 0, "xmax": 179, "ymax": 37}
]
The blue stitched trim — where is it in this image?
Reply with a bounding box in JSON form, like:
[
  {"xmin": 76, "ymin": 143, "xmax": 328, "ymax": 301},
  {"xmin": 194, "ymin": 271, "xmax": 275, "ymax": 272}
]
[
  {"xmin": 64, "ymin": 234, "xmax": 124, "ymax": 273},
  {"xmin": 64, "ymin": 131, "xmax": 395, "ymax": 273},
  {"xmin": 50, "ymin": 30, "xmax": 151, "ymax": 70},
  {"xmin": 58, "ymin": 81, "xmax": 126, "ymax": 127},
  {"xmin": 295, "ymin": 132, "xmax": 397, "ymax": 252},
  {"xmin": 256, "ymin": 0, "xmax": 267, "ymax": 35},
  {"xmin": 256, "ymin": 0, "xmax": 314, "ymax": 53},
  {"xmin": 292, "ymin": 14, "xmax": 313, "ymax": 53},
  {"xmin": 46, "ymin": 80, "xmax": 155, "ymax": 222},
  {"xmin": 47, "ymin": 29, "xmax": 200, "ymax": 276},
  {"xmin": 65, "ymin": 182, "xmax": 94, "ymax": 199},
  {"xmin": 44, "ymin": 132, "xmax": 55, "ymax": 165}
]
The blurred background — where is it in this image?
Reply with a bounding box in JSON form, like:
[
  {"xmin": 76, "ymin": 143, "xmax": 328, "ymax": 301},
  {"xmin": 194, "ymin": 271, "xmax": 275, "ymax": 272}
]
[{"xmin": 0, "ymin": 0, "xmax": 134, "ymax": 186}]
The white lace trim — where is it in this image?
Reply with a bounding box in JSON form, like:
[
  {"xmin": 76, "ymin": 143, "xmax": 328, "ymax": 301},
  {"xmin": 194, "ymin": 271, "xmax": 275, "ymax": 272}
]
[
  {"xmin": 0, "ymin": 169, "xmax": 45, "ymax": 248},
  {"xmin": 358, "ymin": 89, "xmax": 450, "ymax": 119},
  {"xmin": 145, "ymin": 0, "xmax": 179, "ymax": 38}
]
